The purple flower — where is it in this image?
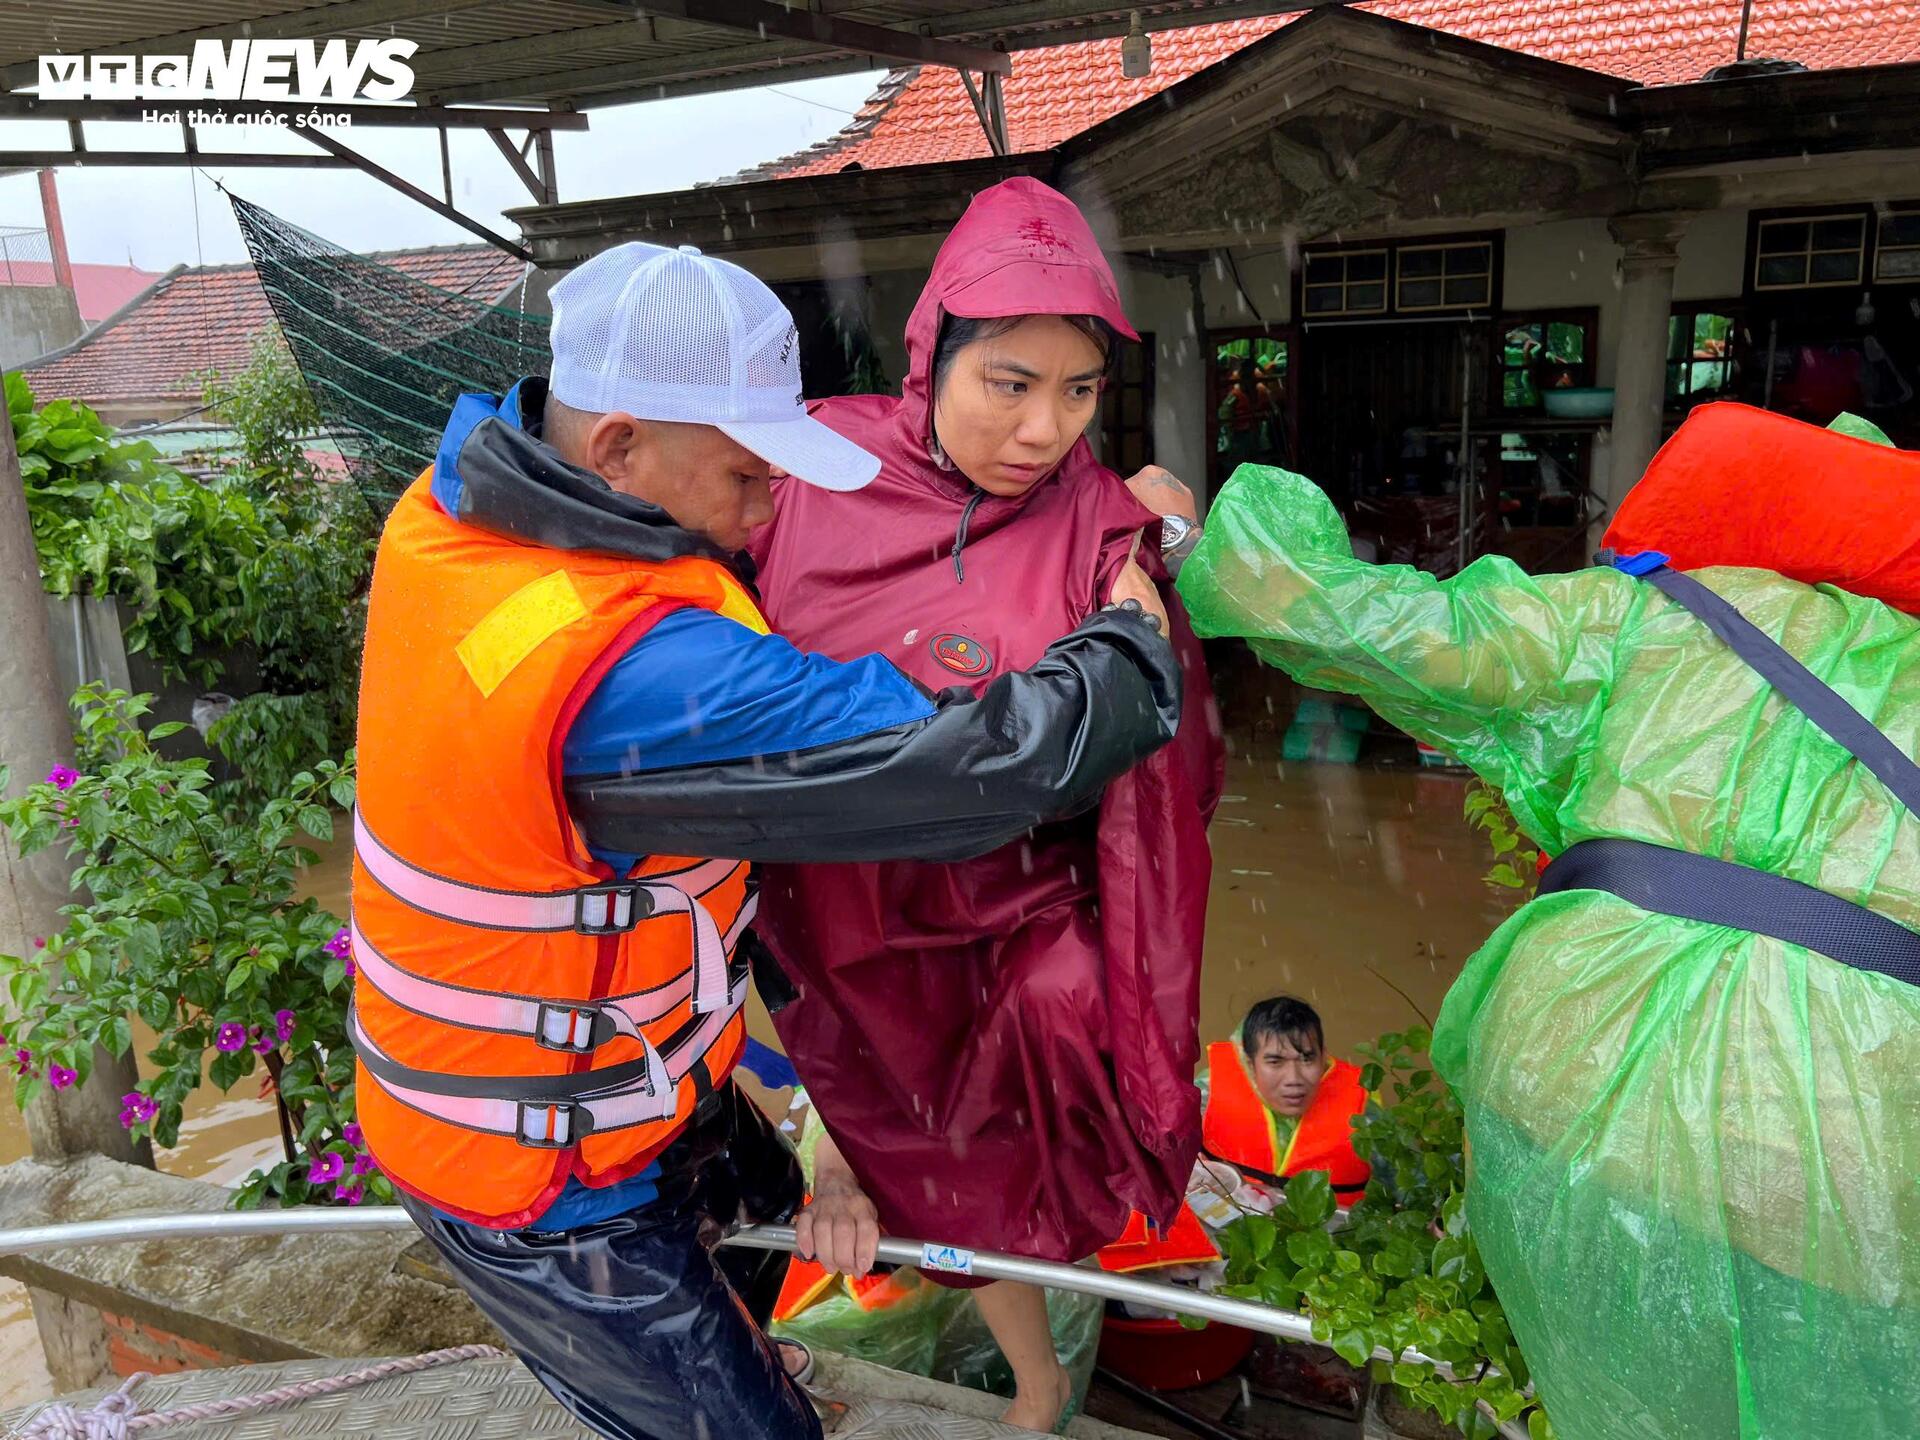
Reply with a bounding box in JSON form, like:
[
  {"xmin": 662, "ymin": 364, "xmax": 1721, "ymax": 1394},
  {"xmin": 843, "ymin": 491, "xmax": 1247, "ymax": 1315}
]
[
  {"xmin": 13, "ymin": 1048, "xmax": 34, "ymax": 1078},
  {"xmin": 343, "ymin": 1121, "xmax": 364, "ymax": 1148},
  {"xmin": 47, "ymin": 1063, "xmax": 77, "ymax": 1090},
  {"xmin": 351, "ymin": 1153, "xmax": 377, "ymax": 1176},
  {"xmin": 118, "ymin": 1091, "xmax": 158, "ymax": 1129},
  {"xmin": 45, "ymin": 766, "xmax": 79, "ymax": 791},
  {"xmin": 307, "ymin": 1151, "xmax": 345, "ymax": 1185},
  {"xmin": 323, "ymin": 927, "xmax": 352, "ymax": 961},
  {"xmin": 251, "ymin": 1029, "xmax": 276, "ymax": 1055},
  {"xmin": 274, "ymin": 1009, "xmax": 297, "ymax": 1042},
  {"xmin": 214, "ymin": 1023, "xmax": 247, "ymax": 1053},
  {"xmin": 333, "ymin": 1183, "xmax": 365, "ymax": 1206},
  {"xmin": 343, "ymin": 955, "xmax": 356, "ymax": 979},
  {"xmin": 32, "ymin": 937, "xmax": 45, "ymax": 950}
]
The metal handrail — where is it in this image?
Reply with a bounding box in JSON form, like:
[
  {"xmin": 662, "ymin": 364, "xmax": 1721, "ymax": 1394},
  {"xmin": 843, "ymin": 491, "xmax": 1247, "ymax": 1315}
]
[{"xmin": 0, "ymin": 1207, "xmax": 1526, "ymax": 1438}]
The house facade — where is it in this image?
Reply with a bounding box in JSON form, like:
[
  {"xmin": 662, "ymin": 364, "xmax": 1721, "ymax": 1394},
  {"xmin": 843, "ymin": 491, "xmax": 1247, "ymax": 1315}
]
[{"xmin": 510, "ymin": 1, "xmax": 1920, "ymax": 574}]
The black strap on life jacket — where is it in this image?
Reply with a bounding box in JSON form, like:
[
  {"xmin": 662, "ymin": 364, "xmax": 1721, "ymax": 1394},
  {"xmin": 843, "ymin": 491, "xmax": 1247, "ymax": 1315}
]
[{"xmin": 1539, "ymin": 556, "xmax": 1920, "ymax": 990}]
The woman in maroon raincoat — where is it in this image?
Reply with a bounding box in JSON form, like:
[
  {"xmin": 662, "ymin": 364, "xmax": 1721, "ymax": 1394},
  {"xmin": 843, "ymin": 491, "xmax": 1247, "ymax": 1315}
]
[{"xmin": 751, "ymin": 178, "xmax": 1223, "ymax": 1429}]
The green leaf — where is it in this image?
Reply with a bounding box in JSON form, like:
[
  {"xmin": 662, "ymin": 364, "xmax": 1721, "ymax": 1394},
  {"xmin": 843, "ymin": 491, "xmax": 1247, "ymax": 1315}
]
[
  {"xmin": 328, "ymin": 776, "xmax": 356, "ymax": 810},
  {"xmin": 1528, "ymin": 1408, "xmax": 1556, "ymax": 1440},
  {"xmin": 1330, "ymin": 1329, "xmax": 1370, "ymax": 1367},
  {"xmin": 108, "ymin": 1014, "xmax": 132, "ymax": 1058},
  {"xmin": 1285, "ymin": 1168, "xmax": 1335, "ymax": 1227},
  {"xmin": 296, "ymin": 806, "xmax": 332, "ymax": 842},
  {"xmin": 1285, "ymin": 1227, "xmax": 1332, "ymax": 1272},
  {"xmin": 148, "ymin": 722, "xmax": 188, "ymax": 739}
]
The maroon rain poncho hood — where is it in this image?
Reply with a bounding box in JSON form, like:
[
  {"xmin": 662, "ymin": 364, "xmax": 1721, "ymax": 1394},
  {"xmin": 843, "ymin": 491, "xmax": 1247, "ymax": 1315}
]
[{"xmin": 749, "ymin": 178, "xmax": 1223, "ymax": 1262}]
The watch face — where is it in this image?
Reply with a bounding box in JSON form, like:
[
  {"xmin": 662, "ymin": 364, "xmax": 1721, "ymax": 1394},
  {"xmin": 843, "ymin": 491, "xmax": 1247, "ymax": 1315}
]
[{"xmin": 1161, "ymin": 515, "xmax": 1193, "ymax": 547}]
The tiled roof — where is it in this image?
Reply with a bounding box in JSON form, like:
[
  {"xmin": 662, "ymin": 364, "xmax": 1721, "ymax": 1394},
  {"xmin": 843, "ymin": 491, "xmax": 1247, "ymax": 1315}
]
[
  {"xmin": 0, "ymin": 261, "xmax": 165, "ymax": 323},
  {"xmin": 751, "ymin": 0, "xmax": 1920, "ymax": 179},
  {"xmin": 19, "ymin": 245, "xmax": 523, "ymax": 409}
]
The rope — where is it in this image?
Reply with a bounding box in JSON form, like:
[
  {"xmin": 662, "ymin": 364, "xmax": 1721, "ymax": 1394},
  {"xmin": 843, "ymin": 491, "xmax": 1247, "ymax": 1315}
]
[{"xmin": 14, "ymin": 1345, "xmax": 510, "ymax": 1440}]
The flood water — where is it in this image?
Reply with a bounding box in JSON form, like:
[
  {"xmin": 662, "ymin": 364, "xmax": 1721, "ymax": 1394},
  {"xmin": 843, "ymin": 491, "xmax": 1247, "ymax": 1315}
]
[{"xmin": 0, "ymin": 746, "xmax": 1506, "ymax": 1406}]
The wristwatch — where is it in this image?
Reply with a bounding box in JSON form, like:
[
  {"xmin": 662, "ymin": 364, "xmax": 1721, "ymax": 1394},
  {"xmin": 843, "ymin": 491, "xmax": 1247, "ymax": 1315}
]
[{"xmin": 1159, "ymin": 514, "xmax": 1202, "ymax": 575}]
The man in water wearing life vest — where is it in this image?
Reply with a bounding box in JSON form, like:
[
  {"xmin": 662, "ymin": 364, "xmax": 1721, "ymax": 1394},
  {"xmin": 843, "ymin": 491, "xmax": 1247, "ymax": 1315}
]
[
  {"xmin": 348, "ymin": 241, "xmax": 1184, "ymax": 1440},
  {"xmin": 1099, "ymin": 996, "xmax": 1370, "ymax": 1274},
  {"xmin": 1196, "ymin": 996, "xmax": 1370, "ymax": 1209}
]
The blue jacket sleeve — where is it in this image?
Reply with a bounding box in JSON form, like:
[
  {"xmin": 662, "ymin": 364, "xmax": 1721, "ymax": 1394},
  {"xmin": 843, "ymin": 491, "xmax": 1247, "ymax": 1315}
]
[{"xmin": 562, "ymin": 606, "xmax": 1181, "ymax": 864}]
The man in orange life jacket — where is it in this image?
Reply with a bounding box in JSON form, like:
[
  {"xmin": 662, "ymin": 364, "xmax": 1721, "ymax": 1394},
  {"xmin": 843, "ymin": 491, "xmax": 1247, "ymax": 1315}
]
[
  {"xmin": 1200, "ymin": 995, "xmax": 1371, "ymax": 1208},
  {"xmin": 348, "ymin": 242, "xmax": 1183, "ymax": 1440},
  {"xmin": 1099, "ymin": 996, "xmax": 1370, "ymax": 1272}
]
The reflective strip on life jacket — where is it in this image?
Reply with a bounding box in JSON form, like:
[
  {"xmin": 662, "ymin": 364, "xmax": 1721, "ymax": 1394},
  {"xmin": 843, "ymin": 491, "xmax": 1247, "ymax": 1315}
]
[
  {"xmin": 351, "ymin": 966, "xmax": 747, "ymax": 1148},
  {"xmin": 355, "ymin": 808, "xmax": 740, "ymax": 1017},
  {"xmin": 349, "ymin": 901, "xmax": 756, "ymax": 1053}
]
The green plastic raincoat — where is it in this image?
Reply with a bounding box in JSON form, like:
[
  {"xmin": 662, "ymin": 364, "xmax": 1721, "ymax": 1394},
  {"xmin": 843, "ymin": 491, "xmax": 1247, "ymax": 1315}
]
[{"xmin": 1175, "ymin": 464, "xmax": 1919, "ymax": 1440}]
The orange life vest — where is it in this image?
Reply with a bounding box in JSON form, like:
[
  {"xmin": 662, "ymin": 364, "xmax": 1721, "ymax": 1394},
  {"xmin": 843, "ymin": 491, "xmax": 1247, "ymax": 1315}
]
[
  {"xmin": 1094, "ymin": 1205, "xmax": 1221, "ymax": 1274},
  {"xmin": 1201, "ymin": 1042, "xmax": 1371, "ymax": 1204},
  {"xmin": 351, "ymin": 471, "xmax": 768, "ymax": 1228},
  {"xmin": 772, "ymin": 1258, "xmax": 917, "ymax": 1323}
]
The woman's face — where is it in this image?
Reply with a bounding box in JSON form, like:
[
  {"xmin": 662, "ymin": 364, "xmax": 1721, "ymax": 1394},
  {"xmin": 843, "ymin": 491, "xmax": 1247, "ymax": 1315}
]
[{"xmin": 932, "ymin": 315, "xmax": 1107, "ymax": 498}]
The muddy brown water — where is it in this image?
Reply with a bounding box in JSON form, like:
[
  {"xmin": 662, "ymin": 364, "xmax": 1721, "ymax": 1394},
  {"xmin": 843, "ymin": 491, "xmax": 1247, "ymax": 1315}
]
[{"xmin": 0, "ymin": 749, "xmax": 1506, "ymax": 1406}]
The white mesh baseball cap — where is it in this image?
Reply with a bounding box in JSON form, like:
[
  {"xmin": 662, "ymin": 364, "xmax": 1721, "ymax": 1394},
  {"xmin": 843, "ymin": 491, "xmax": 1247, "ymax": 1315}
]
[{"xmin": 548, "ymin": 241, "xmax": 878, "ymax": 492}]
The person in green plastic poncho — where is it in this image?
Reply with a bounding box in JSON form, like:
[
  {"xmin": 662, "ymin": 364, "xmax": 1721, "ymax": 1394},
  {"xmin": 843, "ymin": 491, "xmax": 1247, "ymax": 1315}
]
[{"xmin": 1169, "ymin": 404, "xmax": 1919, "ymax": 1440}]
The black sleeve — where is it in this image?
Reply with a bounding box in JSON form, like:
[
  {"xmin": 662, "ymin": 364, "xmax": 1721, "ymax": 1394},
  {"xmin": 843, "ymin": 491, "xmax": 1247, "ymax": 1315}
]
[{"xmin": 564, "ymin": 609, "xmax": 1181, "ymax": 863}]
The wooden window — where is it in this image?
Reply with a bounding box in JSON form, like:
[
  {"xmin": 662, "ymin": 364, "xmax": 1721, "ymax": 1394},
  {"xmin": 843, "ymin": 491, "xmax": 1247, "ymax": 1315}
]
[
  {"xmin": 1753, "ymin": 213, "xmax": 1867, "ymax": 290},
  {"xmin": 1398, "ymin": 242, "xmax": 1495, "ymax": 313},
  {"xmin": 1100, "ymin": 330, "xmax": 1155, "ymax": 475},
  {"xmin": 1875, "ymin": 209, "xmax": 1920, "ymax": 283},
  {"xmin": 1301, "ymin": 249, "xmax": 1389, "ymax": 317}
]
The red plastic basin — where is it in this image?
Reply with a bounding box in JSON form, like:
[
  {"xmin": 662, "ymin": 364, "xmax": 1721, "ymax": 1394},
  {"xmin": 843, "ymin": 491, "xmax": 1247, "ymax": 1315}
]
[{"xmin": 1097, "ymin": 1313, "xmax": 1258, "ymax": 1392}]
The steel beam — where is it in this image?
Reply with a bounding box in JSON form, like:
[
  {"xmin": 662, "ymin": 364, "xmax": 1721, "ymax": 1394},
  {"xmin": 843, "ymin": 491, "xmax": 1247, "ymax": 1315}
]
[
  {"xmin": 487, "ymin": 127, "xmax": 549, "ymax": 203},
  {"xmin": 0, "ymin": 150, "xmax": 359, "ymax": 168},
  {"xmin": 3, "ymin": 0, "xmax": 504, "ymax": 92},
  {"xmin": 297, "ymin": 125, "xmax": 534, "ymax": 260},
  {"xmin": 433, "ymin": 0, "xmax": 1350, "ymax": 105},
  {"xmin": 0, "ymin": 96, "xmax": 588, "ymax": 130},
  {"xmin": 640, "ymin": 0, "xmax": 1008, "ymax": 74}
]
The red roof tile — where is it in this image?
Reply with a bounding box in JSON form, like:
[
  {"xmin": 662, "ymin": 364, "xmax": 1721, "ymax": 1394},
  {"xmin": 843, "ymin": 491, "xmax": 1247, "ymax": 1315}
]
[
  {"xmin": 19, "ymin": 244, "xmax": 523, "ymax": 410},
  {"xmin": 0, "ymin": 261, "xmax": 165, "ymax": 323},
  {"xmin": 759, "ymin": 0, "xmax": 1920, "ymax": 178}
]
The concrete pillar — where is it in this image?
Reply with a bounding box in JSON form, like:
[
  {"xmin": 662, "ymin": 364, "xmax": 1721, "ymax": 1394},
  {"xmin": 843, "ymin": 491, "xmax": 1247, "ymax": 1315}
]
[
  {"xmin": 1, "ymin": 399, "xmax": 148, "ymax": 1169},
  {"xmin": 1603, "ymin": 213, "xmax": 1691, "ymax": 513}
]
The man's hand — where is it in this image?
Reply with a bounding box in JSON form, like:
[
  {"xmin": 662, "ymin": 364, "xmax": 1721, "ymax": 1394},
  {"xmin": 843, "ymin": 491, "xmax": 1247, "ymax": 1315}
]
[
  {"xmin": 1107, "ymin": 536, "xmax": 1171, "ymax": 633},
  {"xmin": 1125, "ymin": 465, "xmax": 1198, "ymax": 522},
  {"xmin": 795, "ymin": 1130, "xmax": 880, "ymax": 1277}
]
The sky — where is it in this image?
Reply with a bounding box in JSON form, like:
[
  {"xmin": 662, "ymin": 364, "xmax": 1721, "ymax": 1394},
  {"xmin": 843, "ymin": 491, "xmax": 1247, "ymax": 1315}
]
[{"xmin": 0, "ymin": 70, "xmax": 883, "ymax": 271}]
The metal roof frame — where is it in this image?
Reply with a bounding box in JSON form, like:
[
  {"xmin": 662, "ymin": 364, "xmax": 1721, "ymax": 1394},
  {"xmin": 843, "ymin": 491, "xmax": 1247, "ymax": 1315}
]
[
  {"xmin": 5, "ymin": 0, "xmax": 1354, "ymax": 109},
  {"xmin": 1, "ymin": 0, "xmax": 1353, "ymax": 256}
]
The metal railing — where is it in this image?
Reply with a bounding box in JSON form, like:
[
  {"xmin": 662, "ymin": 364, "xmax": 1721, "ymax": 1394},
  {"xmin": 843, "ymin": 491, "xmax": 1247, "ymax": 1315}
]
[{"xmin": 0, "ymin": 1206, "xmax": 1527, "ymax": 1439}]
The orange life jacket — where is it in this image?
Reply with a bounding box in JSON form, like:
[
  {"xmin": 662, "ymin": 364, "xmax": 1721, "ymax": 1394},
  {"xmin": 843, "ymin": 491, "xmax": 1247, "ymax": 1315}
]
[
  {"xmin": 1201, "ymin": 1041, "xmax": 1370, "ymax": 1204},
  {"xmin": 1094, "ymin": 1204, "xmax": 1221, "ymax": 1274},
  {"xmin": 772, "ymin": 1258, "xmax": 917, "ymax": 1323},
  {"xmin": 351, "ymin": 471, "xmax": 768, "ymax": 1228}
]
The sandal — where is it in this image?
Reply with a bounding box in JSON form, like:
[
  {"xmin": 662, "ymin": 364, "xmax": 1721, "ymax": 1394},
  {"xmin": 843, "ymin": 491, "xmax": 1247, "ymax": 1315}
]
[{"xmin": 774, "ymin": 1337, "xmax": 816, "ymax": 1387}]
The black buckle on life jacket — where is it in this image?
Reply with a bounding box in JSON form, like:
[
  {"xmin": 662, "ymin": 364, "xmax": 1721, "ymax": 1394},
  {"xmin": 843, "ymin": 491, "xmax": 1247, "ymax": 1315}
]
[
  {"xmin": 574, "ymin": 882, "xmax": 650, "ymax": 935},
  {"xmin": 533, "ymin": 1000, "xmax": 614, "ymax": 1054},
  {"xmin": 516, "ymin": 1100, "xmax": 588, "ymax": 1149}
]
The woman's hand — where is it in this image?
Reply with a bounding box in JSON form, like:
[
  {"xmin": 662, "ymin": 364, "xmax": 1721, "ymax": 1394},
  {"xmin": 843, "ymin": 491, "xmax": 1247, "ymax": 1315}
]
[
  {"xmin": 1125, "ymin": 465, "xmax": 1198, "ymax": 522},
  {"xmin": 1107, "ymin": 537, "xmax": 1171, "ymax": 633},
  {"xmin": 795, "ymin": 1130, "xmax": 880, "ymax": 1277}
]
